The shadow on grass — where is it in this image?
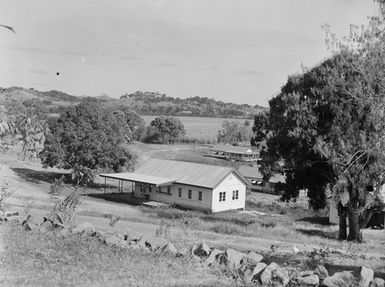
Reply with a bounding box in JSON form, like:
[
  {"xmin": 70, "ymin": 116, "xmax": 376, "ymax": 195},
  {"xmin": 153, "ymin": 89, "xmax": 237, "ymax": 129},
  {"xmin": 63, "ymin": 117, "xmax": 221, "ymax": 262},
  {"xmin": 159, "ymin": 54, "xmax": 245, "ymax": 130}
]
[
  {"xmin": 11, "ymin": 167, "xmax": 69, "ymax": 184},
  {"xmin": 86, "ymin": 192, "xmax": 143, "ymax": 206},
  {"xmin": 295, "ymin": 228, "xmax": 338, "ymax": 240},
  {"xmin": 297, "ymin": 216, "xmax": 330, "ymax": 226}
]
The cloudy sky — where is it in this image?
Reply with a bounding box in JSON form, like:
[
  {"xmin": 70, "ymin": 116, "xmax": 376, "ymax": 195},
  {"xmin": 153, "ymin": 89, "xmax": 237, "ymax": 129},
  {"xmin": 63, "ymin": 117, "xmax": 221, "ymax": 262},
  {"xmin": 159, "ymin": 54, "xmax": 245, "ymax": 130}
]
[{"xmin": 0, "ymin": 0, "xmax": 379, "ymax": 106}]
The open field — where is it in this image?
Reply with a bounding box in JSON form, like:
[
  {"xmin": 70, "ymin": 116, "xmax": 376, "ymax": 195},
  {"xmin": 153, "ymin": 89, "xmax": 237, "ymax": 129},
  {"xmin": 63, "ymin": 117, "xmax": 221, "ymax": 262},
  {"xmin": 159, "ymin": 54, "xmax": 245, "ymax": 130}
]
[
  {"xmin": 1, "ymin": 143, "xmax": 385, "ymax": 285},
  {"xmin": 142, "ymin": 116, "xmax": 249, "ymax": 141}
]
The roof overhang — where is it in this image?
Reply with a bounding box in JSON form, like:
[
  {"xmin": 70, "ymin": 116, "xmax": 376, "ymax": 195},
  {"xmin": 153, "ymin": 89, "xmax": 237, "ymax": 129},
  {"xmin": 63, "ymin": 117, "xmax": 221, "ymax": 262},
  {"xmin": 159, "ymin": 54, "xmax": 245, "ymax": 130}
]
[{"xmin": 99, "ymin": 172, "xmax": 176, "ymax": 186}]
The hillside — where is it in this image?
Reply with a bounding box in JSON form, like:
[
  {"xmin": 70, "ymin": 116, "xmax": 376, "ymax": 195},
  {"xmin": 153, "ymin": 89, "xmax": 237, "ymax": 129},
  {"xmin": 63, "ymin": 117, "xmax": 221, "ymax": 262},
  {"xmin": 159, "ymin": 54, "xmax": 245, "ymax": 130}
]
[{"xmin": 0, "ymin": 87, "xmax": 266, "ymax": 118}]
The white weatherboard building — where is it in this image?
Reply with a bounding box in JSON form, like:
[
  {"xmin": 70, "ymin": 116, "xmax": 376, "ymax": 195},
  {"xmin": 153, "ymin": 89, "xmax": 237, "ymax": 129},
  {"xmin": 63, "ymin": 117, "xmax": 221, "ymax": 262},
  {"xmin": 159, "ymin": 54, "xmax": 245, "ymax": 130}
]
[{"xmin": 100, "ymin": 159, "xmax": 248, "ymax": 212}]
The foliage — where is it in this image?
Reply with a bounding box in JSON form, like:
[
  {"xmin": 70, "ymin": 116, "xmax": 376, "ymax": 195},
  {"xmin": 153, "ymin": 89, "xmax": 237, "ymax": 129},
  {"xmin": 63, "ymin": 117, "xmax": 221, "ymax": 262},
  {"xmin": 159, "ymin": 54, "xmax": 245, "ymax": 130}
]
[
  {"xmin": 217, "ymin": 120, "xmax": 253, "ymax": 144},
  {"xmin": 149, "ymin": 116, "xmax": 186, "ymax": 143},
  {"xmin": 40, "ymin": 101, "xmax": 133, "ymax": 183},
  {"xmin": 49, "ymin": 182, "xmax": 81, "ymax": 226},
  {"xmin": 48, "ymin": 176, "xmax": 65, "ymax": 195},
  {"xmin": 112, "ymin": 108, "xmax": 146, "ymax": 142},
  {"xmin": 306, "ymin": 247, "xmax": 332, "ymax": 268},
  {"xmin": 264, "ymin": 18, "xmax": 385, "ymax": 241},
  {"xmin": 0, "ymin": 180, "xmax": 14, "ymax": 213}
]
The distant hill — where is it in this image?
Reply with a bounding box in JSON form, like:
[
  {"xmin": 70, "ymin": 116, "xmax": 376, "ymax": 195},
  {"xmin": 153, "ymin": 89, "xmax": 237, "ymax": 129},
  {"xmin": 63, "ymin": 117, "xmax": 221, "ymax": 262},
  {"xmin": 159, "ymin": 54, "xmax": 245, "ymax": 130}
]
[
  {"xmin": 0, "ymin": 87, "xmax": 266, "ymax": 118},
  {"xmin": 112, "ymin": 91, "xmax": 266, "ymax": 118}
]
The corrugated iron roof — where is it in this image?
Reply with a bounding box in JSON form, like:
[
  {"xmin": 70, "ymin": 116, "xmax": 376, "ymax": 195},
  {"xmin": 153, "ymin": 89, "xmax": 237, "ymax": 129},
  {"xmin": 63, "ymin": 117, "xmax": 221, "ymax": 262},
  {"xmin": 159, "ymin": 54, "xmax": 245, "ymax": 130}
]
[
  {"xmin": 211, "ymin": 144, "xmax": 259, "ymax": 155},
  {"xmin": 238, "ymin": 166, "xmax": 286, "ymax": 183},
  {"xmin": 135, "ymin": 158, "xmax": 247, "ymax": 188},
  {"xmin": 99, "ymin": 172, "xmax": 176, "ymax": 186}
]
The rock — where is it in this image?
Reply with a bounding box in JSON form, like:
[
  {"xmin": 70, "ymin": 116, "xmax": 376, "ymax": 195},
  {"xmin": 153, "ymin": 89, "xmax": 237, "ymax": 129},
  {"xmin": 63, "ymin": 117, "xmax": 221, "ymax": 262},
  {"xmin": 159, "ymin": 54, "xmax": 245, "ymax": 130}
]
[
  {"xmin": 22, "ymin": 222, "xmax": 32, "ymax": 231},
  {"xmin": 161, "ymin": 242, "xmax": 177, "ymax": 255},
  {"xmin": 145, "ymin": 236, "xmax": 168, "ymax": 251},
  {"xmin": 244, "ymin": 251, "xmax": 263, "ymax": 265},
  {"xmin": 72, "ymin": 222, "xmax": 96, "ymax": 236},
  {"xmin": 250, "ymin": 262, "xmax": 267, "ymax": 281},
  {"xmin": 272, "ymin": 268, "xmax": 290, "ymax": 287},
  {"xmin": 176, "ymin": 247, "xmax": 190, "ymax": 257},
  {"xmin": 370, "ymin": 278, "xmax": 385, "ymax": 287},
  {"xmin": 323, "ymin": 271, "xmax": 355, "ymax": 287},
  {"xmin": 59, "ymin": 228, "xmax": 70, "ymax": 237},
  {"xmin": 39, "ymin": 219, "xmax": 54, "ymax": 232},
  {"xmin": 359, "ymin": 267, "xmax": 374, "ymax": 287},
  {"xmin": 5, "ymin": 211, "xmax": 19, "ymax": 217},
  {"xmin": 193, "ymin": 242, "xmax": 211, "ymax": 258},
  {"xmin": 260, "ymin": 262, "xmax": 280, "ymax": 285},
  {"xmin": 104, "ymin": 234, "xmax": 126, "ymax": 248},
  {"xmin": 315, "ymin": 265, "xmax": 329, "ymax": 280},
  {"xmin": 226, "ymin": 248, "xmax": 245, "ymax": 268},
  {"xmin": 301, "ymin": 270, "xmax": 315, "ymax": 277},
  {"xmin": 205, "ymin": 248, "xmax": 224, "ymax": 265},
  {"xmin": 21, "ymin": 215, "xmax": 32, "ymax": 231},
  {"xmin": 297, "ymin": 274, "xmax": 320, "ymax": 286},
  {"xmin": 210, "ymin": 253, "xmax": 228, "ymax": 273},
  {"xmin": 136, "ymin": 236, "xmax": 151, "ymax": 249}
]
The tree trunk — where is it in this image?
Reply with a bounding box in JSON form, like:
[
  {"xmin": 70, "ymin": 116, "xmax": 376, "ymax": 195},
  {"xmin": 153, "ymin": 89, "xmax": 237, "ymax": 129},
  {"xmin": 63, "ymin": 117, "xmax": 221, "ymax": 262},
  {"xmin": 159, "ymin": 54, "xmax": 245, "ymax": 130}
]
[
  {"xmin": 348, "ymin": 207, "xmax": 363, "ymax": 242},
  {"xmin": 338, "ymin": 203, "xmax": 347, "ymax": 240}
]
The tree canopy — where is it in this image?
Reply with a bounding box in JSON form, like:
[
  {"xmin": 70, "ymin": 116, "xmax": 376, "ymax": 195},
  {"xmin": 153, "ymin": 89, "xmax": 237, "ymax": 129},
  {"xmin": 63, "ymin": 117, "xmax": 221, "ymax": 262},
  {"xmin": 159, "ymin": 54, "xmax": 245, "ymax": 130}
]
[
  {"xmin": 149, "ymin": 116, "xmax": 186, "ymax": 144},
  {"xmin": 258, "ymin": 18, "xmax": 385, "ymax": 241},
  {"xmin": 40, "ymin": 101, "xmax": 133, "ymax": 183},
  {"xmin": 217, "ymin": 120, "xmax": 253, "ymax": 145}
]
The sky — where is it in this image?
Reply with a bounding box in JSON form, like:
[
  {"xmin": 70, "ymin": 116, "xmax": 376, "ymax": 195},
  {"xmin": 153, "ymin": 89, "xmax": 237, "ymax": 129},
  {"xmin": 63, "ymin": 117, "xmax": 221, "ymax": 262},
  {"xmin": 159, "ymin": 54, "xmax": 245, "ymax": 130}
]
[{"xmin": 0, "ymin": 0, "xmax": 380, "ymax": 106}]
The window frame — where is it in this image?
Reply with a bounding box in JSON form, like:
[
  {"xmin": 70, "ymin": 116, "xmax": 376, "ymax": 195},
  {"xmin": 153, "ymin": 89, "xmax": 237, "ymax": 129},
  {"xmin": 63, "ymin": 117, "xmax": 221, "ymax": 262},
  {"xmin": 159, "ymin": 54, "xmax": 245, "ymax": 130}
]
[
  {"xmin": 198, "ymin": 191, "xmax": 202, "ymax": 201},
  {"xmin": 188, "ymin": 189, "xmax": 192, "ymax": 199},
  {"xmin": 219, "ymin": 191, "xmax": 226, "ymax": 202}
]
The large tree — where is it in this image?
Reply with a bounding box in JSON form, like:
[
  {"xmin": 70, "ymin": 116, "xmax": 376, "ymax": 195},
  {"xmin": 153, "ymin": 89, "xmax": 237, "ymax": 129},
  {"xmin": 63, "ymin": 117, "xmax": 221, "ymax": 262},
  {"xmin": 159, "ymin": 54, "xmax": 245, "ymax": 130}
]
[
  {"xmin": 263, "ymin": 18, "xmax": 385, "ymax": 241},
  {"xmin": 149, "ymin": 116, "xmax": 186, "ymax": 143},
  {"xmin": 40, "ymin": 101, "xmax": 133, "ymax": 183},
  {"xmin": 217, "ymin": 120, "xmax": 253, "ymax": 145}
]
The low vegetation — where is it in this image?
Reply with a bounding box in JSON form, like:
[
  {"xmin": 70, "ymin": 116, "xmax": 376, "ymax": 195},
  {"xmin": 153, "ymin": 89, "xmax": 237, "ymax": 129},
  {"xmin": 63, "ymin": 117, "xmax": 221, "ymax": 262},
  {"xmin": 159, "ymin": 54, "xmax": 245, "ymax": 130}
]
[{"xmin": 1, "ymin": 225, "xmax": 226, "ymax": 287}]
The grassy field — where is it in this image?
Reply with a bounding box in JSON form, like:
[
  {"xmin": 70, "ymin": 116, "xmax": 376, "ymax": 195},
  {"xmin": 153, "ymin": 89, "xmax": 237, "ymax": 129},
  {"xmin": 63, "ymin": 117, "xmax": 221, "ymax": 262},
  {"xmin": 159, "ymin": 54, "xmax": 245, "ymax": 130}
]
[
  {"xmin": 1, "ymin": 224, "xmax": 228, "ymax": 287},
  {"xmin": 142, "ymin": 116, "xmax": 249, "ymax": 141}
]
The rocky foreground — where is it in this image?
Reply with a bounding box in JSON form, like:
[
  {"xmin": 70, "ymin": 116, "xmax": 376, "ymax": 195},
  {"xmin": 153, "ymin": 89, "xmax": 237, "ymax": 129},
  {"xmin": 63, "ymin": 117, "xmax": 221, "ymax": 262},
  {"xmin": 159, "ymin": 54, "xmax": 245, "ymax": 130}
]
[{"xmin": 2, "ymin": 211, "xmax": 384, "ymax": 287}]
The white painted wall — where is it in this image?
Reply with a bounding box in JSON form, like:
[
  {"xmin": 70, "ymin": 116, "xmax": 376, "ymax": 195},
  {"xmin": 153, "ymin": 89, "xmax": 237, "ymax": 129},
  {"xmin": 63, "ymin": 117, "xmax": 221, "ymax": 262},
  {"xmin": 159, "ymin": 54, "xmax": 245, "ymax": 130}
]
[
  {"xmin": 134, "ymin": 182, "xmax": 213, "ymax": 211},
  {"xmin": 211, "ymin": 172, "xmax": 246, "ymax": 212}
]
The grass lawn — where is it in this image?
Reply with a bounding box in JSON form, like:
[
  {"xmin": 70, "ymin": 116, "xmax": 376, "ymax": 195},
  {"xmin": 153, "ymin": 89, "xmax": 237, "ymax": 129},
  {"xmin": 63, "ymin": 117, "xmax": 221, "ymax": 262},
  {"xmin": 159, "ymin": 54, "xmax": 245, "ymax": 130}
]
[{"xmin": 0, "ymin": 224, "xmax": 230, "ymax": 287}]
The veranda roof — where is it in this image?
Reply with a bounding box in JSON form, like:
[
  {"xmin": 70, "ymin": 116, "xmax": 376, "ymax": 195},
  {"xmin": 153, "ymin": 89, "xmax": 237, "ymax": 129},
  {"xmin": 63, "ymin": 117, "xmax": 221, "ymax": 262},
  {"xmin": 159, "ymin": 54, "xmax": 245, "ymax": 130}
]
[{"xmin": 99, "ymin": 172, "xmax": 176, "ymax": 186}]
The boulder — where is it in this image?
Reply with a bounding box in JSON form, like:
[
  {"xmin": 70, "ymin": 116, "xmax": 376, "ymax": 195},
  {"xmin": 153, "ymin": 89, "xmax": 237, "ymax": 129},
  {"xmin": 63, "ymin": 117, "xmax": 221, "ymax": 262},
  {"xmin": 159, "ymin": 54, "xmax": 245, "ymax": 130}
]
[
  {"xmin": 272, "ymin": 268, "xmax": 290, "ymax": 287},
  {"xmin": 260, "ymin": 262, "xmax": 280, "ymax": 285},
  {"xmin": 297, "ymin": 274, "xmax": 320, "ymax": 286},
  {"xmin": 244, "ymin": 251, "xmax": 263, "ymax": 265},
  {"xmin": 323, "ymin": 271, "xmax": 355, "ymax": 287},
  {"xmin": 104, "ymin": 234, "xmax": 126, "ymax": 248},
  {"xmin": 226, "ymin": 248, "xmax": 245, "ymax": 268},
  {"xmin": 205, "ymin": 248, "xmax": 224, "ymax": 265},
  {"xmin": 370, "ymin": 278, "xmax": 385, "ymax": 287},
  {"xmin": 176, "ymin": 247, "xmax": 190, "ymax": 257},
  {"xmin": 5, "ymin": 211, "xmax": 19, "ymax": 217},
  {"xmin": 144, "ymin": 236, "xmax": 168, "ymax": 251},
  {"xmin": 193, "ymin": 242, "xmax": 211, "ymax": 258},
  {"xmin": 359, "ymin": 267, "xmax": 374, "ymax": 287},
  {"xmin": 301, "ymin": 270, "xmax": 315, "ymax": 277},
  {"xmin": 210, "ymin": 253, "xmax": 228, "ymax": 273},
  {"xmin": 315, "ymin": 265, "xmax": 329, "ymax": 280},
  {"xmin": 161, "ymin": 242, "xmax": 177, "ymax": 255},
  {"xmin": 72, "ymin": 222, "xmax": 96, "ymax": 236},
  {"xmin": 136, "ymin": 236, "xmax": 151, "ymax": 249}
]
